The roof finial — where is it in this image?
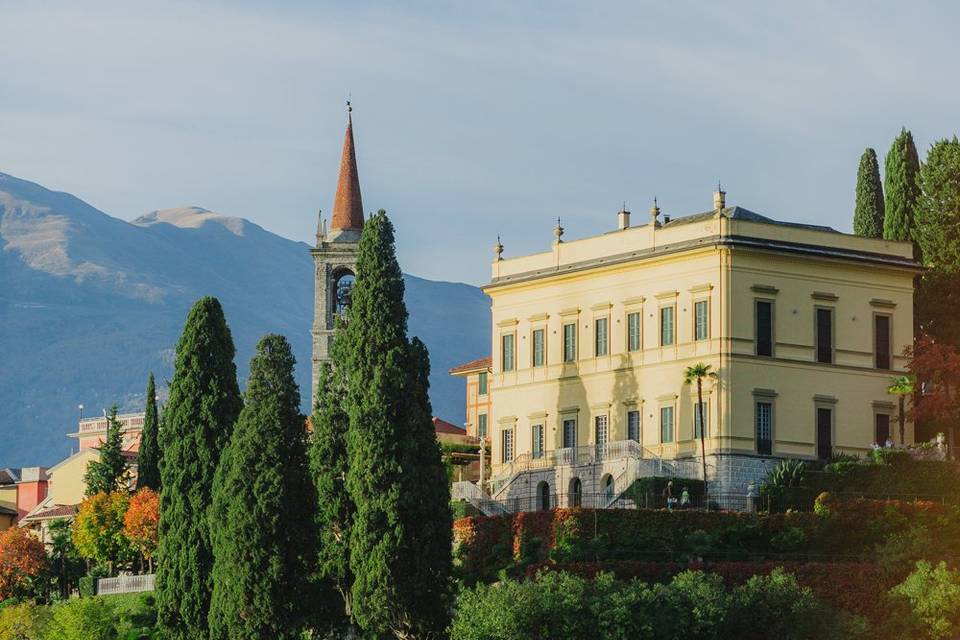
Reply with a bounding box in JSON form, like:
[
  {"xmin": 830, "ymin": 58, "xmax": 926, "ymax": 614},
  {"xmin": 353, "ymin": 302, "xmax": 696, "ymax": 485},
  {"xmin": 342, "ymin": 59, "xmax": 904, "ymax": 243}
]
[
  {"xmin": 315, "ymin": 208, "xmax": 325, "ymax": 246},
  {"xmin": 495, "ymin": 235, "xmax": 504, "ymax": 261},
  {"xmin": 713, "ymin": 181, "xmax": 726, "ymax": 211},
  {"xmin": 554, "ymin": 217, "xmax": 564, "ymax": 243},
  {"xmin": 650, "ymin": 197, "xmax": 661, "ymax": 228}
]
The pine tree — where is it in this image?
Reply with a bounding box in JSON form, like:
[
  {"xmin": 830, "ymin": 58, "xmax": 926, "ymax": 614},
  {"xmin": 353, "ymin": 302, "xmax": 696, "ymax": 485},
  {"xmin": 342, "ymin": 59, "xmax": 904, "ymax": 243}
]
[
  {"xmin": 136, "ymin": 373, "xmax": 161, "ymax": 491},
  {"xmin": 884, "ymin": 127, "xmax": 922, "ymax": 244},
  {"xmin": 341, "ymin": 211, "xmax": 452, "ymax": 639},
  {"xmin": 156, "ymin": 297, "xmax": 242, "ymax": 640},
  {"xmin": 853, "ymin": 148, "xmax": 885, "ymax": 238},
  {"xmin": 84, "ymin": 405, "xmax": 129, "ymax": 496},
  {"xmin": 914, "ymin": 137, "xmax": 960, "ymax": 344},
  {"xmin": 309, "ymin": 359, "xmax": 354, "ymax": 627},
  {"xmin": 208, "ymin": 334, "xmax": 317, "ymax": 640}
]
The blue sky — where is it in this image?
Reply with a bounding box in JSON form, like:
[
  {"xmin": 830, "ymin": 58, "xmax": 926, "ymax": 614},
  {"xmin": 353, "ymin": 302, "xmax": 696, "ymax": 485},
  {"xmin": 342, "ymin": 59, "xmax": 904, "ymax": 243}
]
[{"xmin": 1, "ymin": 1, "xmax": 958, "ymax": 285}]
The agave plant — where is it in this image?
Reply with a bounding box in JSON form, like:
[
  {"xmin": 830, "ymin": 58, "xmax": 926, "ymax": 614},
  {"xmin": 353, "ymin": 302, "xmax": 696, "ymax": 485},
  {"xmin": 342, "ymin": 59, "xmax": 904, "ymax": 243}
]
[{"xmin": 765, "ymin": 459, "xmax": 805, "ymax": 489}]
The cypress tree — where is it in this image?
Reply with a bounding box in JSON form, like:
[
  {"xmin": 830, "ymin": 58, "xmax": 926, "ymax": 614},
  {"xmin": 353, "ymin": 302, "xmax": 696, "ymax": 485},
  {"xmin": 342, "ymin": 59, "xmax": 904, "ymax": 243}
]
[
  {"xmin": 84, "ymin": 405, "xmax": 129, "ymax": 496},
  {"xmin": 884, "ymin": 127, "xmax": 922, "ymax": 244},
  {"xmin": 914, "ymin": 137, "xmax": 960, "ymax": 344},
  {"xmin": 136, "ymin": 373, "xmax": 161, "ymax": 491},
  {"xmin": 397, "ymin": 337, "xmax": 452, "ymax": 637},
  {"xmin": 208, "ymin": 334, "xmax": 317, "ymax": 640},
  {"xmin": 342, "ymin": 211, "xmax": 452, "ymax": 639},
  {"xmin": 309, "ymin": 359, "xmax": 354, "ymax": 628},
  {"xmin": 853, "ymin": 148, "xmax": 885, "ymax": 238},
  {"xmin": 156, "ymin": 297, "xmax": 242, "ymax": 640}
]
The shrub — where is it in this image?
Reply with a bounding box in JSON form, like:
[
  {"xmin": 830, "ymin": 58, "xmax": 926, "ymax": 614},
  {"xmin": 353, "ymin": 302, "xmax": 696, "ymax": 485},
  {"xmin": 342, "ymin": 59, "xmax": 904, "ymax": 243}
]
[
  {"xmin": 0, "ymin": 527, "xmax": 48, "ymax": 602},
  {"xmin": 0, "ymin": 601, "xmax": 50, "ymax": 640},
  {"xmin": 46, "ymin": 597, "xmax": 117, "ymax": 640},
  {"xmin": 814, "ymin": 492, "xmax": 834, "ymax": 517},
  {"xmin": 890, "ymin": 561, "xmax": 960, "ymax": 640}
]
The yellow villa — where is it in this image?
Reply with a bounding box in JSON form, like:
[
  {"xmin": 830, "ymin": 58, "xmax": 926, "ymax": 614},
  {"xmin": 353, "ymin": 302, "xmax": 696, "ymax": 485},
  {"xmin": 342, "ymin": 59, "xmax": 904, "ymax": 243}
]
[{"xmin": 454, "ymin": 188, "xmax": 918, "ymax": 512}]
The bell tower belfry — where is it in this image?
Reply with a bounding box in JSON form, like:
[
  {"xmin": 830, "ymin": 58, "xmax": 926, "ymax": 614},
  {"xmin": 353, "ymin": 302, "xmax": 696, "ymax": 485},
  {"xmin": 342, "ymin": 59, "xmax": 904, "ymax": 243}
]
[{"xmin": 311, "ymin": 102, "xmax": 365, "ymax": 404}]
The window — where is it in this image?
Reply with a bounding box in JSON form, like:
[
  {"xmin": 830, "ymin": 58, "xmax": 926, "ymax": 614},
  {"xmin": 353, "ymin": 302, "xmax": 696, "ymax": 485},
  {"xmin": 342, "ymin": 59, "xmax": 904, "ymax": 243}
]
[
  {"xmin": 563, "ymin": 323, "xmax": 577, "ymax": 362},
  {"xmin": 532, "ymin": 328, "xmax": 546, "ymax": 367},
  {"xmin": 627, "ymin": 312, "xmax": 642, "ymax": 351},
  {"xmin": 875, "ymin": 315, "xmax": 891, "ymax": 370},
  {"xmin": 756, "ymin": 402, "xmax": 773, "ymax": 455},
  {"xmin": 694, "ymin": 401, "xmax": 708, "ymax": 438},
  {"xmin": 816, "ymin": 308, "xmax": 833, "ymax": 364},
  {"xmin": 501, "ymin": 428, "xmax": 514, "ymax": 463},
  {"xmin": 817, "ymin": 407, "xmax": 833, "ymax": 460},
  {"xmin": 502, "ymin": 334, "xmax": 515, "ymax": 371},
  {"xmin": 595, "ymin": 318, "xmax": 609, "ymax": 356},
  {"xmin": 532, "ymin": 424, "xmax": 544, "ymax": 459},
  {"xmin": 477, "ymin": 413, "xmax": 487, "ymax": 439},
  {"xmin": 756, "ymin": 300, "xmax": 773, "ymax": 356},
  {"xmin": 562, "ymin": 418, "xmax": 577, "ymax": 449},
  {"xmin": 627, "ymin": 410, "xmax": 640, "ymax": 442},
  {"xmin": 875, "ymin": 413, "xmax": 891, "ymax": 444},
  {"xmin": 660, "ymin": 306, "xmax": 675, "ymax": 346},
  {"xmin": 660, "ymin": 406, "xmax": 674, "ymax": 443},
  {"xmin": 595, "ymin": 415, "xmax": 608, "ymax": 447},
  {"xmin": 478, "ymin": 371, "xmax": 488, "ymax": 396},
  {"xmin": 694, "ymin": 300, "xmax": 709, "ymax": 341}
]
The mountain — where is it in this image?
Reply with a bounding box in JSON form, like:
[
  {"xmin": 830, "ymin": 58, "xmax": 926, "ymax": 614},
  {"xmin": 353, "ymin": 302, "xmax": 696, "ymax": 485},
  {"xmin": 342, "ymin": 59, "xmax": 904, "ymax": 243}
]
[{"xmin": 0, "ymin": 172, "xmax": 490, "ymax": 467}]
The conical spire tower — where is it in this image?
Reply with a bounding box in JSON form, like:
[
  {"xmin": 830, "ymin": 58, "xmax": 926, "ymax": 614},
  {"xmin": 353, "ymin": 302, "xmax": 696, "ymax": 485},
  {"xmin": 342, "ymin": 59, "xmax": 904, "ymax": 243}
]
[{"xmin": 330, "ymin": 102, "xmax": 365, "ymax": 231}]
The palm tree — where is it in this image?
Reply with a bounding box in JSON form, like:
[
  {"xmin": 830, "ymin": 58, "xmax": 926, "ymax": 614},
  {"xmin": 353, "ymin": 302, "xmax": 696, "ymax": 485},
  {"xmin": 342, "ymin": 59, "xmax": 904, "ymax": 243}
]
[
  {"xmin": 684, "ymin": 362, "xmax": 717, "ymax": 495},
  {"xmin": 888, "ymin": 375, "xmax": 915, "ymax": 445}
]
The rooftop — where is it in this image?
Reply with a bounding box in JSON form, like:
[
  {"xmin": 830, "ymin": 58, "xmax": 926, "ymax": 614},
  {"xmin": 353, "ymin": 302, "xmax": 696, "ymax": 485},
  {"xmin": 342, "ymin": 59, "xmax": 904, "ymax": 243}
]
[
  {"xmin": 449, "ymin": 356, "xmax": 492, "ymax": 375},
  {"xmin": 433, "ymin": 417, "xmax": 466, "ymax": 435},
  {"xmin": 487, "ymin": 198, "xmax": 919, "ymax": 288}
]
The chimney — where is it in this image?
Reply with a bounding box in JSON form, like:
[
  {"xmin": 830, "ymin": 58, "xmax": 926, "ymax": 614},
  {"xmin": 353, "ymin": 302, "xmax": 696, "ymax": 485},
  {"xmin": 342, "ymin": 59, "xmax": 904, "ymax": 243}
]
[
  {"xmin": 618, "ymin": 205, "xmax": 631, "ymax": 230},
  {"xmin": 713, "ymin": 183, "xmax": 726, "ymax": 210},
  {"xmin": 663, "ymin": 214, "xmax": 671, "ymax": 224}
]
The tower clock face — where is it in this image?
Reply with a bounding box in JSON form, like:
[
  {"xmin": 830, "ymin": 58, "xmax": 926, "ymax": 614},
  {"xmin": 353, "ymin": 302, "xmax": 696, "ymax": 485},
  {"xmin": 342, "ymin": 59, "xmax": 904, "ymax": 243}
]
[{"xmin": 334, "ymin": 272, "xmax": 355, "ymax": 315}]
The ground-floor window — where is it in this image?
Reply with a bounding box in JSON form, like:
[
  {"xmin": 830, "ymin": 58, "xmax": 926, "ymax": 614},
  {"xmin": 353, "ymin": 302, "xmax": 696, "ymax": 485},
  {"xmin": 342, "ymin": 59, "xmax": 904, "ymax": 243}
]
[
  {"xmin": 875, "ymin": 413, "xmax": 891, "ymax": 445},
  {"xmin": 562, "ymin": 417, "xmax": 577, "ymax": 449},
  {"xmin": 627, "ymin": 410, "xmax": 640, "ymax": 442},
  {"xmin": 532, "ymin": 424, "xmax": 544, "ymax": 459},
  {"xmin": 756, "ymin": 402, "xmax": 773, "ymax": 455},
  {"xmin": 568, "ymin": 477, "xmax": 582, "ymax": 507},
  {"xmin": 660, "ymin": 406, "xmax": 674, "ymax": 443},
  {"xmin": 817, "ymin": 407, "xmax": 833, "ymax": 460},
  {"xmin": 537, "ymin": 481, "xmax": 551, "ymax": 511},
  {"xmin": 501, "ymin": 428, "xmax": 514, "ymax": 463}
]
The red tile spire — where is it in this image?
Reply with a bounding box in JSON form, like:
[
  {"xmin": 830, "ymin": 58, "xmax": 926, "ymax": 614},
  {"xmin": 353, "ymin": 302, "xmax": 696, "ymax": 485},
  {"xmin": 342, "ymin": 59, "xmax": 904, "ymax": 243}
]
[{"xmin": 330, "ymin": 101, "xmax": 364, "ymax": 231}]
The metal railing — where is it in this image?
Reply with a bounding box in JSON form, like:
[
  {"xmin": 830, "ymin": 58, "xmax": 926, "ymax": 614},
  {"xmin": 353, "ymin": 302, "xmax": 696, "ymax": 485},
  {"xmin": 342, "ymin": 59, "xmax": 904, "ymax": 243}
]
[
  {"xmin": 97, "ymin": 573, "xmax": 155, "ymax": 595},
  {"xmin": 498, "ymin": 492, "xmax": 764, "ymax": 513},
  {"xmin": 452, "ymin": 481, "xmax": 509, "ymax": 516}
]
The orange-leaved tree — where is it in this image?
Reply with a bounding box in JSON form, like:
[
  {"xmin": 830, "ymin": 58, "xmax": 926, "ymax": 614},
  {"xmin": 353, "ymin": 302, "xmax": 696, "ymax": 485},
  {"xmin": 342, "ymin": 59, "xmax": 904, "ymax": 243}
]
[
  {"xmin": 71, "ymin": 491, "xmax": 131, "ymax": 574},
  {"xmin": 124, "ymin": 487, "xmax": 159, "ymax": 573},
  {"xmin": 0, "ymin": 526, "xmax": 48, "ymax": 601}
]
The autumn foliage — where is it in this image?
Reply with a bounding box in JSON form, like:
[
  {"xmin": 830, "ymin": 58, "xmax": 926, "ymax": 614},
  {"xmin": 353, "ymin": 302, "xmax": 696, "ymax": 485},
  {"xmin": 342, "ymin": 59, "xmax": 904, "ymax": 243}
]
[
  {"xmin": 124, "ymin": 488, "xmax": 160, "ymax": 569},
  {"xmin": 906, "ymin": 334, "xmax": 960, "ymax": 430},
  {"xmin": 0, "ymin": 526, "xmax": 48, "ymax": 600},
  {"xmin": 72, "ymin": 491, "xmax": 131, "ymax": 570}
]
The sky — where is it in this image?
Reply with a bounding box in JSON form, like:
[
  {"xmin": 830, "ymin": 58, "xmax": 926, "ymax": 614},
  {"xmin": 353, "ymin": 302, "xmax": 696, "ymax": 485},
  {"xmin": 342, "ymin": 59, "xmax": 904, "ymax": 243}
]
[{"xmin": 1, "ymin": 1, "xmax": 958, "ymax": 285}]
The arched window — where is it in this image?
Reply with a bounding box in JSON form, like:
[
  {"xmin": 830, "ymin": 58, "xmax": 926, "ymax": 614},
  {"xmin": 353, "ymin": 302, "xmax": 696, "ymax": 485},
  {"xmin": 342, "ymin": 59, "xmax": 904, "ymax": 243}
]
[
  {"xmin": 568, "ymin": 477, "xmax": 582, "ymax": 508},
  {"xmin": 537, "ymin": 481, "xmax": 551, "ymax": 511},
  {"xmin": 332, "ymin": 269, "xmax": 356, "ymax": 316}
]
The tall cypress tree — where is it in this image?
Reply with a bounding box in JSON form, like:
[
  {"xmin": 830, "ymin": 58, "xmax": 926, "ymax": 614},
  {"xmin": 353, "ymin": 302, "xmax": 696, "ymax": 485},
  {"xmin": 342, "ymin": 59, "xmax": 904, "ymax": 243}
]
[
  {"xmin": 884, "ymin": 127, "xmax": 922, "ymax": 244},
  {"xmin": 136, "ymin": 373, "xmax": 161, "ymax": 491},
  {"xmin": 156, "ymin": 297, "xmax": 242, "ymax": 640},
  {"xmin": 853, "ymin": 148, "xmax": 885, "ymax": 238},
  {"xmin": 84, "ymin": 405, "xmax": 129, "ymax": 496},
  {"xmin": 914, "ymin": 137, "xmax": 960, "ymax": 344},
  {"xmin": 208, "ymin": 334, "xmax": 317, "ymax": 640},
  {"xmin": 342, "ymin": 211, "xmax": 452, "ymax": 639},
  {"xmin": 309, "ymin": 359, "xmax": 354, "ymax": 628},
  {"xmin": 397, "ymin": 337, "xmax": 452, "ymax": 637}
]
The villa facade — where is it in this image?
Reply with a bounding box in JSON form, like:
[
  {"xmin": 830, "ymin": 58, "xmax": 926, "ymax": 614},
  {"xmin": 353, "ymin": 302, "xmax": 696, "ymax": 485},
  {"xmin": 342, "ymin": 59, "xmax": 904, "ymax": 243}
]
[{"xmin": 454, "ymin": 189, "xmax": 919, "ymax": 511}]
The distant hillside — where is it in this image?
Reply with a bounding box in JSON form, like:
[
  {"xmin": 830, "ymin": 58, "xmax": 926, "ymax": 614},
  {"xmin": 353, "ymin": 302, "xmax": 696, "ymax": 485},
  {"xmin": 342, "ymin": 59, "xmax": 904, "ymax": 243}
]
[{"xmin": 0, "ymin": 172, "xmax": 490, "ymax": 467}]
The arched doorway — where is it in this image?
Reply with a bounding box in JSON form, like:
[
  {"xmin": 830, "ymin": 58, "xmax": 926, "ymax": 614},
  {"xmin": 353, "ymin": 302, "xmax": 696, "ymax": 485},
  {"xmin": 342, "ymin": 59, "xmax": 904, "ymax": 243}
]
[
  {"xmin": 601, "ymin": 473, "xmax": 615, "ymax": 503},
  {"xmin": 568, "ymin": 477, "xmax": 582, "ymax": 508},
  {"xmin": 537, "ymin": 481, "xmax": 551, "ymax": 511}
]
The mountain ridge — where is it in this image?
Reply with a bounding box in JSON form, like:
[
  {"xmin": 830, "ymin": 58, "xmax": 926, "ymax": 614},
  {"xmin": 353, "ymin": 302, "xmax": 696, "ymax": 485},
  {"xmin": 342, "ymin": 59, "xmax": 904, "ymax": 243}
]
[{"xmin": 0, "ymin": 171, "xmax": 489, "ymax": 467}]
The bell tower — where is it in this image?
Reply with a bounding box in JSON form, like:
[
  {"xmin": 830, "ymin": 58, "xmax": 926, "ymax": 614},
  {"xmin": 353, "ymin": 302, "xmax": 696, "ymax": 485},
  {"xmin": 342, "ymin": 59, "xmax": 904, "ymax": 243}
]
[{"xmin": 311, "ymin": 102, "xmax": 365, "ymax": 404}]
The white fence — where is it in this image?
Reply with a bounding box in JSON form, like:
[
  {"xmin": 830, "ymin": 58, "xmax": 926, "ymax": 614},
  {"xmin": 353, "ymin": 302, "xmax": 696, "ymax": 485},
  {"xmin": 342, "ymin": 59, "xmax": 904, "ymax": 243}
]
[{"xmin": 97, "ymin": 573, "xmax": 155, "ymax": 595}]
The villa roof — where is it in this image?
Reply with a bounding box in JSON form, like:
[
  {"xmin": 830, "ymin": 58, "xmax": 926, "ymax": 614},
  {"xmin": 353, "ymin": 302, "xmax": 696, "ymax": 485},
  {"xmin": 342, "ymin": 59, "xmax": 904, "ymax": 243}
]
[
  {"xmin": 433, "ymin": 417, "xmax": 466, "ymax": 435},
  {"xmin": 662, "ymin": 206, "xmax": 836, "ymax": 233},
  {"xmin": 21, "ymin": 504, "xmax": 78, "ymax": 522},
  {"xmin": 0, "ymin": 468, "xmax": 21, "ymax": 485},
  {"xmin": 449, "ymin": 356, "xmax": 492, "ymax": 375}
]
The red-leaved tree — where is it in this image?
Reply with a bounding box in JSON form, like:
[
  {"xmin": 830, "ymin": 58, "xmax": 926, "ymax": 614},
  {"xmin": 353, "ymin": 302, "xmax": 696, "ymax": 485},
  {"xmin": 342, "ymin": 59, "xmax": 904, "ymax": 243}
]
[
  {"xmin": 906, "ymin": 334, "xmax": 960, "ymax": 449},
  {"xmin": 124, "ymin": 487, "xmax": 159, "ymax": 573},
  {"xmin": 0, "ymin": 526, "xmax": 48, "ymax": 601}
]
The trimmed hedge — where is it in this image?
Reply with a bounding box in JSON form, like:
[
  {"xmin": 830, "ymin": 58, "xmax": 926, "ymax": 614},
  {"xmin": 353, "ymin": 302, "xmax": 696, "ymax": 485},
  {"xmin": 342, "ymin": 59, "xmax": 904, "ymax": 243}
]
[
  {"xmin": 453, "ymin": 499, "xmax": 956, "ymax": 584},
  {"xmin": 526, "ymin": 561, "xmax": 900, "ymax": 623}
]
